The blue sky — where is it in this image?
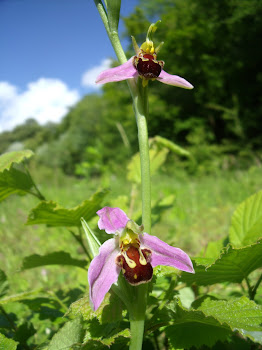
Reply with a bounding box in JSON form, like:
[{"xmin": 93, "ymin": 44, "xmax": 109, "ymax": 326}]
[{"xmin": 0, "ymin": 0, "xmax": 138, "ymax": 132}]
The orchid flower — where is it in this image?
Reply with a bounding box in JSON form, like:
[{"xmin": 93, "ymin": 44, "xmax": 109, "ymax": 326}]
[
  {"xmin": 96, "ymin": 22, "xmax": 193, "ymax": 89},
  {"xmin": 88, "ymin": 207, "xmax": 194, "ymax": 311}
]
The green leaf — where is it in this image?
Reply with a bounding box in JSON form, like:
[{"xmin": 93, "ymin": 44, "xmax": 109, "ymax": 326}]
[
  {"xmin": 47, "ymin": 317, "xmax": 84, "ymax": 350},
  {"xmin": 181, "ymin": 242, "xmax": 262, "ymax": 286},
  {"xmin": 26, "ymin": 189, "xmax": 108, "ymax": 227},
  {"xmin": 197, "ymin": 297, "xmax": 262, "ymax": 344},
  {"xmin": 0, "ymin": 270, "xmax": 9, "ymax": 298},
  {"xmin": 0, "ymin": 167, "xmax": 34, "ymax": 202},
  {"xmin": 0, "ymin": 150, "xmax": 34, "ymax": 172},
  {"xmin": 229, "ymin": 190, "xmax": 262, "ymax": 247},
  {"xmin": 67, "ymin": 291, "xmax": 123, "ymax": 324},
  {"xmin": 154, "ymin": 135, "xmax": 190, "ymax": 157},
  {"xmin": 82, "ymin": 328, "xmax": 130, "ymax": 349},
  {"xmin": 81, "ymin": 217, "xmax": 100, "ymax": 258},
  {"xmin": 127, "ymin": 148, "xmax": 168, "ymax": 184},
  {"xmin": 0, "ymin": 289, "xmax": 43, "ymax": 305},
  {"xmin": 165, "ymin": 300, "xmax": 231, "ymax": 349},
  {"xmin": 20, "ymin": 251, "xmax": 87, "ymax": 271},
  {"xmin": 0, "ymin": 333, "xmax": 18, "ymax": 350},
  {"xmin": 165, "ymin": 297, "xmax": 262, "ymax": 348}
]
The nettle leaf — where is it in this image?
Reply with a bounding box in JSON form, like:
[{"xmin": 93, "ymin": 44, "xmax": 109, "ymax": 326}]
[
  {"xmin": 0, "ymin": 150, "xmax": 34, "ymax": 172},
  {"xmin": 0, "ymin": 167, "xmax": 34, "ymax": 202},
  {"xmin": 229, "ymin": 190, "xmax": 262, "ymax": 247},
  {"xmin": 0, "ymin": 333, "xmax": 18, "ymax": 350},
  {"xmin": 20, "ymin": 251, "xmax": 88, "ymax": 271},
  {"xmin": 26, "ymin": 189, "xmax": 108, "ymax": 227},
  {"xmin": 181, "ymin": 242, "xmax": 262, "ymax": 286},
  {"xmin": 0, "ymin": 150, "xmax": 35, "ymax": 202},
  {"xmin": 47, "ymin": 317, "xmax": 84, "ymax": 350},
  {"xmin": 0, "ymin": 270, "xmax": 9, "ymax": 298},
  {"xmin": 197, "ymin": 297, "xmax": 262, "ymax": 344},
  {"xmin": 68, "ymin": 291, "xmax": 123, "ymax": 324},
  {"xmin": 82, "ymin": 328, "xmax": 130, "ymax": 349},
  {"xmin": 165, "ymin": 300, "xmax": 232, "ymax": 349}
]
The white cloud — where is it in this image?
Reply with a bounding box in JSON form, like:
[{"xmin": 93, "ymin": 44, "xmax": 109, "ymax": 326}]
[
  {"xmin": 81, "ymin": 58, "xmax": 112, "ymax": 89},
  {"xmin": 0, "ymin": 79, "xmax": 80, "ymax": 132}
]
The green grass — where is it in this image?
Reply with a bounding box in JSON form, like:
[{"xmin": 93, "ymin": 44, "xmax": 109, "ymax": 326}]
[{"xmin": 1, "ymin": 164, "xmax": 262, "ymax": 295}]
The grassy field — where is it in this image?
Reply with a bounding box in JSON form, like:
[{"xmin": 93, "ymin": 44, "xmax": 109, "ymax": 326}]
[{"xmin": 1, "ymin": 164, "xmax": 262, "ymax": 295}]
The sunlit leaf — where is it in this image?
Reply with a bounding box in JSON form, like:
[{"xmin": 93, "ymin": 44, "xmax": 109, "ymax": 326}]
[
  {"xmin": 47, "ymin": 317, "xmax": 84, "ymax": 350},
  {"xmin": 26, "ymin": 189, "xmax": 109, "ymax": 227},
  {"xmin": 20, "ymin": 251, "xmax": 88, "ymax": 271},
  {"xmin": 0, "ymin": 150, "xmax": 34, "ymax": 172},
  {"xmin": 165, "ymin": 297, "xmax": 262, "ymax": 348},
  {"xmin": 229, "ymin": 190, "xmax": 262, "ymax": 247},
  {"xmin": 0, "ymin": 333, "xmax": 18, "ymax": 350},
  {"xmin": 181, "ymin": 242, "xmax": 262, "ymax": 285},
  {"xmin": 82, "ymin": 328, "xmax": 130, "ymax": 349}
]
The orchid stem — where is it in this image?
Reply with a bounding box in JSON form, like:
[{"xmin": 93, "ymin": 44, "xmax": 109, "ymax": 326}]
[{"xmin": 94, "ymin": 3, "xmax": 151, "ymax": 349}]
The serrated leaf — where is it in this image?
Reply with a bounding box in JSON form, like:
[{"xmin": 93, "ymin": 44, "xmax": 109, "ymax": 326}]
[
  {"xmin": 0, "ymin": 333, "xmax": 18, "ymax": 350},
  {"xmin": 0, "ymin": 167, "xmax": 34, "ymax": 202},
  {"xmin": 127, "ymin": 148, "xmax": 168, "ymax": 184},
  {"xmin": 0, "ymin": 150, "xmax": 34, "ymax": 172},
  {"xmin": 181, "ymin": 242, "xmax": 262, "ymax": 286},
  {"xmin": 47, "ymin": 317, "xmax": 84, "ymax": 350},
  {"xmin": 154, "ymin": 135, "xmax": 190, "ymax": 157},
  {"xmin": 26, "ymin": 189, "xmax": 108, "ymax": 227},
  {"xmin": 68, "ymin": 291, "xmax": 123, "ymax": 325},
  {"xmin": 198, "ymin": 297, "xmax": 262, "ymax": 343},
  {"xmin": 165, "ymin": 300, "xmax": 231, "ymax": 349},
  {"xmin": 20, "ymin": 251, "xmax": 87, "ymax": 271},
  {"xmin": 82, "ymin": 328, "xmax": 130, "ymax": 349},
  {"xmin": 229, "ymin": 190, "xmax": 262, "ymax": 247},
  {"xmin": 0, "ymin": 270, "xmax": 9, "ymax": 298}
]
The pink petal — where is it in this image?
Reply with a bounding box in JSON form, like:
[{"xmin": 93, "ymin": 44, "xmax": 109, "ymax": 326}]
[
  {"xmin": 96, "ymin": 57, "xmax": 138, "ymax": 84},
  {"xmin": 97, "ymin": 207, "xmax": 129, "ymax": 234},
  {"xmin": 157, "ymin": 70, "xmax": 194, "ymax": 89},
  {"xmin": 88, "ymin": 238, "xmax": 120, "ymax": 310},
  {"xmin": 140, "ymin": 233, "xmax": 194, "ymax": 273}
]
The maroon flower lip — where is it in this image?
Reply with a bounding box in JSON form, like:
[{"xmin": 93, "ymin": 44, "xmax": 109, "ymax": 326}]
[{"xmin": 134, "ymin": 53, "xmax": 164, "ymax": 79}]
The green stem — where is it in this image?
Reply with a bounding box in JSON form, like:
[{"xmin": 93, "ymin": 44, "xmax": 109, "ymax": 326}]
[{"xmin": 249, "ymin": 273, "xmax": 262, "ymax": 300}]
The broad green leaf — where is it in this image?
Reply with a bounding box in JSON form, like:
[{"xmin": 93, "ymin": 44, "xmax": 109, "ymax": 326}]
[
  {"xmin": 20, "ymin": 251, "xmax": 88, "ymax": 271},
  {"xmin": 0, "ymin": 270, "xmax": 9, "ymax": 298},
  {"xmin": 82, "ymin": 328, "xmax": 130, "ymax": 349},
  {"xmin": 127, "ymin": 148, "xmax": 169, "ymax": 184},
  {"xmin": 0, "ymin": 167, "xmax": 34, "ymax": 202},
  {"xmin": 229, "ymin": 190, "xmax": 262, "ymax": 247},
  {"xmin": 165, "ymin": 297, "xmax": 262, "ymax": 348},
  {"xmin": 68, "ymin": 291, "xmax": 123, "ymax": 324},
  {"xmin": 47, "ymin": 317, "xmax": 84, "ymax": 350},
  {"xmin": 154, "ymin": 135, "xmax": 190, "ymax": 157},
  {"xmin": 181, "ymin": 242, "xmax": 262, "ymax": 286},
  {"xmin": 198, "ymin": 297, "xmax": 262, "ymax": 344},
  {"xmin": 26, "ymin": 189, "xmax": 108, "ymax": 227},
  {"xmin": 165, "ymin": 300, "xmax": 231, "ymax": 349},
  {"xmin": 0, "ymin": 289, "xmax": 43, "ymax": 305},
  {"xmin": 0, "ymin": 150, "xmax": 34, "ymax": 172},
  {"xmin": 0, "ymin": 333, "xmax": 18, "ymax": 350}
]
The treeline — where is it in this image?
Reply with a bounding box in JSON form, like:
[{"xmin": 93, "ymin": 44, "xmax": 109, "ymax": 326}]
[{"xmin": 1, "ymin": 0, "xmax": 261, "ymax": 175}]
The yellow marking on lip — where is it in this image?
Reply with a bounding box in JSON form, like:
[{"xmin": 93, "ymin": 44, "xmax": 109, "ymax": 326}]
[
  {"xmin": 138, "ymin": 248, "xmax": 147, "ymax": 265},
  {"xmin": 123, "ymin": 251, "xmax": 136, "ymax": 268}
]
